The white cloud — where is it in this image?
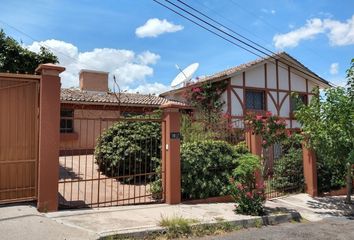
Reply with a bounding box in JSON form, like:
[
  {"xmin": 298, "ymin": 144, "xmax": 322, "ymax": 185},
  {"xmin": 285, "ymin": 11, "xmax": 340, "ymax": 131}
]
[
  {"xmin": 137, "ymin": 51, "xmax": 160, "ymax": 65},
  {"xmin": 26, "ymin": 39, "xmax": 170, "ymax": 94},
  {"xmin": 135, "ymin": 18, "xmax": 183, "ymax": 38},
  {"xmin": 324, "ymin": 16, "xmax": 354, "ymax": 46},
  {"xmin": 329, "ymin": 63, "xmax": 339, "ymax": 75},
  {"xmin": 129, "ymin": 82, "xmax": 171, "ymax": 95},
  {"xmin": 273, "ymin": 18, "xmax": 324, "ymax": 49},
  {"xmin": 261, "ymin": 8, "xmax": 276, "ymax": 15},
  {"xmin": 273, "ymin": 15, "xmax": 354, "ymax": 49}
]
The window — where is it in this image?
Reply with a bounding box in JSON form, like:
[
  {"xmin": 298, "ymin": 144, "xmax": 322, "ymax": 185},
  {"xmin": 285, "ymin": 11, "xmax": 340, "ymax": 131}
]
[
  {"xmin": 121, "ymin": 112, "xmax": 144, "ymax": 118},
  {"xmin": 290, "ymin": 94, "xmax": 307, "ymax": 113},
  {"xmin": 60, "ymin": 109, "xmax": 74, "ymax": 133},
  {"xmin": 245, "ymin": 90, "xmax": 265, "ymax": 110}
]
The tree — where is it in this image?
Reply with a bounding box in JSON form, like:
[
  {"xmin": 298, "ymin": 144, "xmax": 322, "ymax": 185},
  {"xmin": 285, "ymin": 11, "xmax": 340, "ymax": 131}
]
[
  {"xmin": 0, "ymin": 29, "xmax": 58, "ymax": 74},
  {"xmin": 296, "ymin": 59, "xmax": 354, "ymax": 203}
]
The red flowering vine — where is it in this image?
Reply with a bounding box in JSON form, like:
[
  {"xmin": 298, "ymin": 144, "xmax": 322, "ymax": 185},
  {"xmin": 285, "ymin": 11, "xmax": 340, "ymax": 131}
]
[{"xmin": 245, "ymin": 111, "xmax": 288, "ymax": 148}]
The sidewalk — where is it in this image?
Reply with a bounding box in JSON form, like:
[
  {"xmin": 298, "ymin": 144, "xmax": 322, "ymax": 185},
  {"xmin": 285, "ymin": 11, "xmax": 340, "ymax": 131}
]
[
  {"xmin": 0, "ymin": 194, "xmax": 352, "ymax": 240},
  {"xmin": 265, "ymin": 193, "xmax": 354, "ymax": 221}
]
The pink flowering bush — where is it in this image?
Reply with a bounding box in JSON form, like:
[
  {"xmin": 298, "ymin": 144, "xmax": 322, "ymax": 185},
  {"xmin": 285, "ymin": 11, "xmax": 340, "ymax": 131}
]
[
  {"xmin": 230, "ymin": 154, "xmax": 265, "ymax": 216},
  {"xmin": 229, "ymin": 180, "xmax": 265, "ymax": 216},
  {"xmin": 245, "ymin": 111, "xmax": 288, "ymax": 148}
]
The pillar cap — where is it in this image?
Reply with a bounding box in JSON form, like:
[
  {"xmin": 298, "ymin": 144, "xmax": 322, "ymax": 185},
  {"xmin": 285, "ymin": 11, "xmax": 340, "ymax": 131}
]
[
  {"xmin": 160, "ymin": 101, "xmax": 190, "ymax": 109},
  {"xmin": 35, "ymin": 63, "xmax": 65, "ymax": 75}
]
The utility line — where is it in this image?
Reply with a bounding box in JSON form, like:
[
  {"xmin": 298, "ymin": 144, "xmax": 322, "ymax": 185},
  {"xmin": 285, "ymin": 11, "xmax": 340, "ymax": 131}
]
[
  {"xmin": 164, "ymin": 0, "xmax": 324, "ymax": 81},
  {"xmin": 154, "ymin": 0, "xmax": 329, "ymax": 84},
  {"xmin": 152, "ymin": 0, "xmax": 263, "ymax": 58},
  {"xmin": 175, "ymin": 0, "xmax": 319, "ymax": 80},
  {"xmin": 228, "ymin": 0, "xmax": 329, "ymax": 64}
]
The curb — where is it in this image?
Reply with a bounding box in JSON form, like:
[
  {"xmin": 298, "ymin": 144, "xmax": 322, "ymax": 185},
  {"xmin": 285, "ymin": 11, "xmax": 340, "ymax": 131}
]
[{"xmin": 98, "ymin": 212, "xmax": 302, "ymax": 239}]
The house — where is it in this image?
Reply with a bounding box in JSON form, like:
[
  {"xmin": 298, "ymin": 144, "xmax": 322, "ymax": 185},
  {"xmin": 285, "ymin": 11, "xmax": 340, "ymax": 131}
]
[
  {"xmin": 160, "ymin": 52, "xmax": 330, "ymax": 129},
  {"xmin": 59, "ymin": 69, "xmax": 176, "ymax": 155}
]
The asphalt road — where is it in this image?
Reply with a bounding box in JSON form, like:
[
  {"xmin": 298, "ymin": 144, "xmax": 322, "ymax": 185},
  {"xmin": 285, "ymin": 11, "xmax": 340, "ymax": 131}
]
[{"xmin": 196, "ymin": 218, "xmax": 354, "ymax": 240}]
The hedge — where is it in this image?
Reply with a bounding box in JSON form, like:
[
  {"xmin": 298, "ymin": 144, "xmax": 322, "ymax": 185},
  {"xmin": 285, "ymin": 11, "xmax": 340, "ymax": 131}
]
[
  {"xmin": 181, "ymin": 140, "xmax": 246, "ymax": 200},
  {"xmin": 94, "ymin": 120, "xmax": 161, "ymax": 183}
]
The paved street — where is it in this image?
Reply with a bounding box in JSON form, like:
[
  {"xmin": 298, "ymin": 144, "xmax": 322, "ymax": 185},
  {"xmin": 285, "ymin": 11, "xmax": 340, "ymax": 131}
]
[{"xmin": 196, "ymin": 218, "xmax": 354, "ymax": 240}]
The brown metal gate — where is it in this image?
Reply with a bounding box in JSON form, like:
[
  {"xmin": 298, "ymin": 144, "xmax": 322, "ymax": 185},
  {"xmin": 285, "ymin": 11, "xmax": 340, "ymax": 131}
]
[
  {"xmin": 0, "ymin": 75, "xmax": 39, "ymax": 204},
  {"xmin": 58, "ymin": 116, "xmax": 165, "ymax": 209}
]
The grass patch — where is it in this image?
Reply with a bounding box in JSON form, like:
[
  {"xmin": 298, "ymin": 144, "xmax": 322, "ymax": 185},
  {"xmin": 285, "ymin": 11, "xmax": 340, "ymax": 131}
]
[
  {"xmin": 158, "ymin": 215, "xmax": 198, "ymax": 239},
  {"xmin": 105, "ymin": 216, "xmax": 243, "ymax": 240}
]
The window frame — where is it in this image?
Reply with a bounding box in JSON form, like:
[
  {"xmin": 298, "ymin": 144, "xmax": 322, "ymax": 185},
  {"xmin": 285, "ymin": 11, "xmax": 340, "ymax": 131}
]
[
  {"xmin": 245, "ymin": 89, "xmax": 266, "ymax": 111},
  {"xmin": 60, "ymin": 109, "xmax": 74, "ymax": 133},
  {"xmin": 290, "ymin": 93, "xmax": 308, "ymax": 114}
]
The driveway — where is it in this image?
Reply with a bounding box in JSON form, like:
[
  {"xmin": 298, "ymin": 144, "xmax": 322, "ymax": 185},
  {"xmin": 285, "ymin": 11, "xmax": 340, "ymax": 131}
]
[
  {"xmin": 196, "ymin": 218, "xmax": 354, "ymax": 240},
  {"xmin": 58, "ymin": 155, "xmax": 156, "ymax": 208}
]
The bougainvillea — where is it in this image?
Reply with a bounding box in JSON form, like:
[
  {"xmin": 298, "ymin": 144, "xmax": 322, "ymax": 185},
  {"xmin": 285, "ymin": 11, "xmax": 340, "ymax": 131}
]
[
  {"xmin": 184, "ymin": 81, "xmax": 227, "ymax": 112},
  {"xmin": 180, "ymin": 81, "xmax": 243, "ymax": 143},
  {"xmin": 245, "ymin": 111, "xmax": 289, "ymax": 148}
]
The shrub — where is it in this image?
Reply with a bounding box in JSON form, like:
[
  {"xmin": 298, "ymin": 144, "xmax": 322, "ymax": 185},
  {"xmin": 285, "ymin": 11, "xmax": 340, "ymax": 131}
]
[
  {"xmin": 150, "ymin": 165, "xmax": 163, "ymax": 200},
  {"xmin": 230, "ymin": 154, "xmax": 265, "ymax": 216},
  {"xmin": 317, "ymin": 153, "xmax": 347, "ymax": 192},
  {"xmin": 181, "ymin": 140, "xmax": 241, "ymax": 199},
  {"xmin": 272, "ymin": 148, "xmax": 304, "ymax": 192},
  {"xmin": 229, "ymin": 181, "xmax": 265, "ymax": 216},
  {"xmin": 94, "ymin": 120, "xmax": 161, "ymax": 183}
]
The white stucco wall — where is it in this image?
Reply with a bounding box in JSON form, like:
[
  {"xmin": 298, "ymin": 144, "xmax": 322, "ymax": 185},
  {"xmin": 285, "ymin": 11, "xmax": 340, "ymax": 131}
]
[
  {"xmin": 211, "ymin": 61, "xmax": 325, "ymax": 129},
  {"xmin": 220, "ymin": 91, "xmax": 228, "ymax": 113},
  {"xmin": 230, "ymin": 74, "xmax": 242, "ymax": 85},
  {"xmin": 278, "ymin": 63, "xmax": 289, "ymax": 90},
  {"xmin": 266, "ymin": 63, "xmax": 277, "ymax": 89},
  {"xmin": 291, "ymin": 72, "xmax": 307, "ymax": 92},
  {"xmin": 267, "ymin": 91, "xmax": 277, "ymax": 113},
  {"xmin": 244, "ymin": 66, "xmax": 264, "ymax": 88},
  {"xmin": 231, "ymin": 88, "xmax": 243, "ymax": 116}
]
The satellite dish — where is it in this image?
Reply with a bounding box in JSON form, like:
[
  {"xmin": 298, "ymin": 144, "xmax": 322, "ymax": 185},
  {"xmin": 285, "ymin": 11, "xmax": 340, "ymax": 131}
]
[{"xmin": 171, "ymin": 63, "xmax": 199, "ymax": 88}]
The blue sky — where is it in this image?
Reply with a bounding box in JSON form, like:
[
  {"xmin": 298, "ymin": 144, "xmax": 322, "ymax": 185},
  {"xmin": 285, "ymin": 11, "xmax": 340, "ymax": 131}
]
[{"xmin": 1, "ymin": 0, "xmax": 353, "ymax": 93}]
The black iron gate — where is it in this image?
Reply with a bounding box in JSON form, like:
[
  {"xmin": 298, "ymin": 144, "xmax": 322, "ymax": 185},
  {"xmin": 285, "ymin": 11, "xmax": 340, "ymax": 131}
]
[
  {"xmin": 262, "ymin": 143, "xmax": 304, "ymax": 199},
  {"xmin": 58, "ymin": 116, "xmax": 165, "ymax": 209}
]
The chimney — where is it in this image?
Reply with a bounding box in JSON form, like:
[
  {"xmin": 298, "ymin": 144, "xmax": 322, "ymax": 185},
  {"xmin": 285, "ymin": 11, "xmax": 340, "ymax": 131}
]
[{"xmin": 79, "ymin": 69, "xmax": 109, "ymax": 92}]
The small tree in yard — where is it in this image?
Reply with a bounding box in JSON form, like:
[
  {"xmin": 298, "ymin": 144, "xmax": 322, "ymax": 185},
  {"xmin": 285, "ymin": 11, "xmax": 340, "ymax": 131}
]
[
  {"xmin": 296, "ymin": 59, "xmax": 354, "ymax": 203},
  {"xmin": 0, "ymin": 29, "xmax": 58, "ymax": 73}
]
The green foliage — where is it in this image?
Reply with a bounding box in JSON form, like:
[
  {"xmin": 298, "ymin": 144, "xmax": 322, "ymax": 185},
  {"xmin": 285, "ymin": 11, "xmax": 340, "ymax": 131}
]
[
  {"xmin": 230, "ymin": 154, "xmax": 265, "ymax": 216},
  {"xmin": 272, "ymin": 148, "xmax": 304, "ymax": 192},
  {"xmin": 234, "ymin": 141, "xmax": 249, "ymax": 154},
  {"xmin": 180, "ymin": 114, "xmax": 216, "ymax": 143},
  {"xmin": 181, "ymin": 140, "xmax": 242, "ymax": 199},
  {"xmin": 232, "ymin": 154, "xmax": 261, "ymax": 190},
  {"xmin": 159, "ymin": 215, "xmax": 197, "ymax": 238},
  {"xmin": 0, "ymin": 29, "xmax": 58, "ymax": 73},
  {"xmin": 182, "ymin": 81, "xmax": 232, "ymax": 136},
  {"xmin": 150, "ymin": 165, "xmax": 162, "ymax": 200},
  {"xmin": 186, "ymin": 81, "xmax": 227, "ymax": 114},
  {"xmin": 245, "ymin": 111, "xmax": 288, "ymax": 148},
  {"xmin": 295, "ymin": 63, "xmax": 354, "ymax": 191},
  {"xmin": 180, "ymin": 113, "xmax": 244, "ymax": 145},
  {"xmin": 94, "ymin": 120, "xmax": 161, "ymax": 183}
]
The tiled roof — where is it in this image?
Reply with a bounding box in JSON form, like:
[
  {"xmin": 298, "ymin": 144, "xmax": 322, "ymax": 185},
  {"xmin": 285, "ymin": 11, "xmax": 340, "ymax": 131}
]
[
  {"xmin": 160, "ymin": 52, "xmax": 329, "ymax": 97},
  {"xmin": 61, "ymin": 88, "xmax": 184, "ymax": 107}
]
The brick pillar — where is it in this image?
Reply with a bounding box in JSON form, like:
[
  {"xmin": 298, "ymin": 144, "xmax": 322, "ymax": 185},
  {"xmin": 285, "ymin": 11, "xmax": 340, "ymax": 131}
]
[
  {"xmin": 302, "ymin": 144, "xmax": 318, "ymax": 197},
  {"xmin": 161, "ymin": 103, "xmax": 182, "ymax": 204},
  {"xmin": 245, "ymin": 131, "xmax": 264, "ymax": 189},
  {"xmin": 35, "ymin": 64, "xmax": 65, "ymax": 212}
]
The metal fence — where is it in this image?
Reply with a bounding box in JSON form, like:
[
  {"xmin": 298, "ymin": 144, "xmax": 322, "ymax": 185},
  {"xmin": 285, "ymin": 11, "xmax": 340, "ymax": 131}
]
[
  {"xmin": 262, "ymin": 143, "xmax": 304, "ymax": 199},
  {"xmin": 58, "ymin": 116, "xmax": 164, "ymax": 209}
]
